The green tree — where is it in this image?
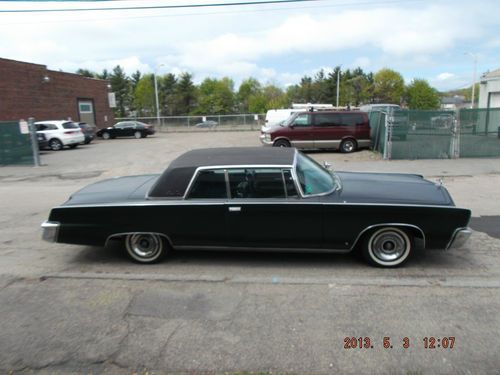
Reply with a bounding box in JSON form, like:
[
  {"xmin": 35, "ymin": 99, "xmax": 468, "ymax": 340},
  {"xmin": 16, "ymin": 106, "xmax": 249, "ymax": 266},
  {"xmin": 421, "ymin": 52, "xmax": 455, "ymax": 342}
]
[
  {"xmin": 174, "ymin": 72, "xmax": 196, "ymax": 115},
  {"xmin": 373, "ymin": 68, "xmax": 405, "ymax": 104},
  {"xmin": 133, "ymin": 74, "xmax": 155, "ymax": 115},
  {"xmin": 76, "ymin": 68, "xmax": 96, "ymax": 78},
  {"xmin": 406, "ymin": 79, "xmax": 440, "ymax": 109},
  {"xmin": 237, "ymin": 78, "xmax": 261, "ymax": 112},
  {"xmin": 195, "ymin": 77, "xmax": 235, "ymax": 114},
  {"xmin": 109, "ymin": 65, "xmax": 131, "ymax": 117},
  {"xmin": 159, "ymin": 73, "xmax": 178, "ymax": 115}
]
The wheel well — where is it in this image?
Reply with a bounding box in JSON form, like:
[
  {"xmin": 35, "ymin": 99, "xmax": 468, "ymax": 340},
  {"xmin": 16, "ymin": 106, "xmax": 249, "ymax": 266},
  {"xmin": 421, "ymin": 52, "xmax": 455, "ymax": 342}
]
[
  {"xmin": 352, "ymin": 224, "xmax": 425, "ymax": 251},
  {"xmin": 341, "ymin": 137, "xmax": 357, "ymax": 145},
  {"xmin": 105, "ymin": 232, "xmax": 174, "ymax": 248}
]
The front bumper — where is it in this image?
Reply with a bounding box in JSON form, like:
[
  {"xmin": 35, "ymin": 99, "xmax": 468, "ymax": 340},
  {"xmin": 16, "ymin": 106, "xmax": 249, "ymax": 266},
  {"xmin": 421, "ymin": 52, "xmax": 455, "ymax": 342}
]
[
  {"xmin": 259, "ymin": 134, "xmax": 273, "ymax": 146},
  {"xmin": 446, "ymin": 227, "xmax": 472, "ymax": 250},
  {"xmin": 41, "ymin": 221, "xmax": 60, "ymax": 242}
]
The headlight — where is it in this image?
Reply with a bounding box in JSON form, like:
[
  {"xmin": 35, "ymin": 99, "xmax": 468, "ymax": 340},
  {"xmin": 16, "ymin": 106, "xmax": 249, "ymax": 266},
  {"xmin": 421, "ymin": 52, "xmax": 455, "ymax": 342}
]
[{"xmin": 264, "ymin": 133, "xmax": 271, "ymax": 142}]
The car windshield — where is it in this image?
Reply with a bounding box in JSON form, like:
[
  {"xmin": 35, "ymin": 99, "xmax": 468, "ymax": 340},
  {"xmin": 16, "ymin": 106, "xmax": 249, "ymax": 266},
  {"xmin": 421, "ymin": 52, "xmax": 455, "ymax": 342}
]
[
  {"xmin": 295, "ymin": 152, "xmax": 338, "ymax": 196},
  {"xmin": 283, "ymin": 113, "xmax": 299, "ymax": 126}
]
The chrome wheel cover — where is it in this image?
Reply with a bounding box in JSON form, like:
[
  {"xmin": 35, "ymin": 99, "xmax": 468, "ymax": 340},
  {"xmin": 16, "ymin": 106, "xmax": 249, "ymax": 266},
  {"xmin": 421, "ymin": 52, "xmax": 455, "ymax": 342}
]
[
  {"xmin": 342, "ymin": 140, "xmax": 354, "ymax": 152},
  {"xmin": 368, "ymin": 228, "xmax": 410, "ymax": 266},
  {"xmin": 126, "ymin": 233, "xmax": 163, "ymax": 262},
  {"xmin": 50, "ymin": 139, "xmax": 62, "ymax": 151},
  {"xmin": 102, "ymin": 132, "xmax": 110, "ymax": 140}
]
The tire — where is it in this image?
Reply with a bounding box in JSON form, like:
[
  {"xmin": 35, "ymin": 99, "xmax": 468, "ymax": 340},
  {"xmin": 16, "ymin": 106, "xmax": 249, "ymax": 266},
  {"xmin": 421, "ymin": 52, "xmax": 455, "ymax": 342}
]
[
  {"xmin": 69, "ymin": 144, "xmax": 78, "ymax": 149},
  {"xmin": 125, "ymin": 233, "xmax": 168, "ymax": 264},
  {"xmin": 48, "ymin": 138, "xmax": 63, "ymax": 151},
  {"xmin": 362, "ymin": 227, "xmax": 413, "ymax": 268},
  {"xmin": 134, "ymin": 131, "xmax": 142, "ymax": 139},
  {"xmin": 340, "ymin": 138, "xmax": 357, "ymax": 153},
  {"xmin": 102, "ymin": 132, "xmax": 111, "ymax": 140},
  {"xmin": 273, "ymin": 139, "xmax": 291, "ymax": 148}
]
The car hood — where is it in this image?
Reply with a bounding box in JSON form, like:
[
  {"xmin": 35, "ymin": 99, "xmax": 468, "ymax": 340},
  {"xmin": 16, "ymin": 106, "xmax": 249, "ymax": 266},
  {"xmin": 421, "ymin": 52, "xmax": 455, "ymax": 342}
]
[
  {"xmin": 333, "ymin": 171, "xmax": 454, "ymax": 206},
  {"xmin": 62, "ymin": 174, "xmax": 160, "ymax": 205}
]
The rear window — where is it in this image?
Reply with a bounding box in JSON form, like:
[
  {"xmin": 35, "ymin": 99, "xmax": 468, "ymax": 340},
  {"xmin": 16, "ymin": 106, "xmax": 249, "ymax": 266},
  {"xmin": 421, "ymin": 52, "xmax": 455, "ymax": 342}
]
[{"xmin": 62, "ymin": 122, "xmax": 79, "ymax": 129}]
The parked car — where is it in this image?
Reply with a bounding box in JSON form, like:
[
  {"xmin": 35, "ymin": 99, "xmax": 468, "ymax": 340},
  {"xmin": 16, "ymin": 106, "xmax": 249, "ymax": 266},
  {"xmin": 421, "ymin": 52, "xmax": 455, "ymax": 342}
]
[
  {"xmin": 260, "ymin": 110, "xmax": 371, "ymax": 153},
  {"xmin": 41, "ymin": 147, "xmax": 471, "ymax": 268},
  {"xmin": 35, "ymin": 120, "xmax": 85, "ymax": 151},
  {"xmin": 96, "ymin": 121, "xmax": 155, "ymax": 140},
  {"xmin": 37, "ymin": 132, "xmax": 49, "ymax": 150},
  {"xmin": 74, "ymin": 122, "xmax": 96, "ymax": 144},
  {"xmin": 195, "ymin": 120, "xmax": 218, "ymax": 128}
]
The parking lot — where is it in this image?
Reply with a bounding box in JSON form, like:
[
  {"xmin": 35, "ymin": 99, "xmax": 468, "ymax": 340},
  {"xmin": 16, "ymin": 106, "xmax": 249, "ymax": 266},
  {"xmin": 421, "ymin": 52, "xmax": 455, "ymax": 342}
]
[{"xmin": 1, "ymin": 131, "xmax": 500, "ymax": 374}]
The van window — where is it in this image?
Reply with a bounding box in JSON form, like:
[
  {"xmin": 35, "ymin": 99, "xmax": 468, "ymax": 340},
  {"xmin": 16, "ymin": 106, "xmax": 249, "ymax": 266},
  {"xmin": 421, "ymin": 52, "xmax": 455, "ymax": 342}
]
[
  {"xmin": 291, "ymin": 114, "xmax": 311, "ymax": 127},
  {"xmin": 314, "ymin": 113, "xmax": 342, "ymax": 127},
  {"xmin": 341, "ymin": 114, "xmax": 366, "ymax": 126}
]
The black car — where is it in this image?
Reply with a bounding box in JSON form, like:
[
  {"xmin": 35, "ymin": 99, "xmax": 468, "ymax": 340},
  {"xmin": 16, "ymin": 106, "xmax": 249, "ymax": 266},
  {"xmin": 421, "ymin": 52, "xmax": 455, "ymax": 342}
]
[
  {"xmin": 37, "ymin": 132, "xmax": 49, "ymax": 150},
  {"xmin": 74, "ymin": 122, "xmax": 96, "ymax": 144},
  {"xmin": 96, "ymin": 121, "xmax": 155, "ymax": 140},
  {"xmin": 41, "ymin": 147, "xmax": 471, "ymax": 267}
]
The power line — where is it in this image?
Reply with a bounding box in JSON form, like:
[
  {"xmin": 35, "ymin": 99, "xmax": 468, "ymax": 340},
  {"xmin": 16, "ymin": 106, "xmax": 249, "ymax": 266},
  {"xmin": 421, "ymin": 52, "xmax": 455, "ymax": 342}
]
[{"xmin": 0, "ymin": 0, "xmax": 325, "ymax": 13}]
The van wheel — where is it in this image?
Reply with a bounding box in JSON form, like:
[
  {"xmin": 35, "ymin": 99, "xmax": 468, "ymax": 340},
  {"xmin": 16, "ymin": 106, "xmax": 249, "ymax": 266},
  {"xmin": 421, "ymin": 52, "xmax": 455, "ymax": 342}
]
[
  {"xmin": 340, "ymin": 139, "xmax": 357, "ymax": 153},
  {"xmin": 273, "ymin": 139, "xmax": 291, "ymax": 147}
]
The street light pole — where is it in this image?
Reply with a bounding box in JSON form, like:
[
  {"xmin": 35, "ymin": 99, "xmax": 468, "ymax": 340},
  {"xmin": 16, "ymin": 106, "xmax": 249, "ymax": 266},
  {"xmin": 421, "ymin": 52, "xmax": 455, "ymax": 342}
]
[
  {"xmin": 465, "ymin": 52, "xmax": 477, "ymax": 109},
  {"xmin": 336, "ymin": 65, "xmax": 342, "ymax": 108},
  {"xmin": 154, "ymin": 63, "xmax": 164, "ymax": 126}
]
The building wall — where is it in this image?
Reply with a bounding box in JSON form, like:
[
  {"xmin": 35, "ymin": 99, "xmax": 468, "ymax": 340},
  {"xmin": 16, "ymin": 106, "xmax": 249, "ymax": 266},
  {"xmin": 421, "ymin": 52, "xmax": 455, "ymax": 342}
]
[
  {"xmin": 479, "ymin": 78, "xmax": 500, "ymax": 109},
  {"xmin": 0, "ymin": 58, "xmax": 114, "ymax": 128}
]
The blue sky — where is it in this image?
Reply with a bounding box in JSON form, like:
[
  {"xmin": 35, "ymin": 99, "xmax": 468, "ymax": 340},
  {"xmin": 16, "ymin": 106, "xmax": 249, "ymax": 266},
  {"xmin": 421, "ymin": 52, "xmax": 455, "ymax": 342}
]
[{"xmin": 0, "ymin": 0, "xmax": 499, "ymax": 91}]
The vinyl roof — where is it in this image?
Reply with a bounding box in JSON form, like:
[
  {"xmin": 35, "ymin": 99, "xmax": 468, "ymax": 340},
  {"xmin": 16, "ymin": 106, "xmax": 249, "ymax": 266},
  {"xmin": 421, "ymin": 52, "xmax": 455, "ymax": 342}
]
[{"xmin": 148, "ymin": 147, "xmax": 296, "ymax": 198}]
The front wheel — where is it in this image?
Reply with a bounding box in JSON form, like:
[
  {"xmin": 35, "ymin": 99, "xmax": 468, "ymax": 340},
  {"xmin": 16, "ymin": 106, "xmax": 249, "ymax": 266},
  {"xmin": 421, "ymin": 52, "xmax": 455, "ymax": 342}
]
[
  {"xmin": 102, "ymin": 132, "xmax": 111, "ymax": 140},
  {"xmin": 273, "ymin": 139, "xmax": 291, "ymax": 147},
  {"xmin": 362, "ymin": 227, "xmax": 412, "ymax": 267},
  {"xmin": 125, "ymin": 233, "xmax": 168, "ymax": 264},
  {"xmin": 340, "ymin": 139, "xmax": 357, "ymax": 153},
  {"xmin": 134, "ymin": 131, "xmax": 142, "ymax": 139}
]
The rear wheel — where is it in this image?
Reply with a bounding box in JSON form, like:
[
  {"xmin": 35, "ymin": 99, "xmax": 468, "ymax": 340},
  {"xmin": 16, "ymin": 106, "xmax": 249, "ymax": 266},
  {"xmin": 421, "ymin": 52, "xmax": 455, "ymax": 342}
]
[
  {"xmin": 362, "ymin": 227, "xmax": 413, "ymax": 267},
  {"xmin": 49, "ymin": 138, "xmax": 63, "ymax": 151},
  {"xmin": 340, "ymin": 138, "xmax": 357, "ymax": 153},
  {"xmin": 125, "ymin": 233, "xmax": 168, "ymax": 264},
  {"xmin": 69, "ymin": 144, "xmax": 78, "ymax": 149},
  {"xmin": 273, "ymin": 139, "xmax": 291, "ymax": 147},
  {"xmin": 134, "ymin": 131, "xmax": 142, "ymax": 139}
]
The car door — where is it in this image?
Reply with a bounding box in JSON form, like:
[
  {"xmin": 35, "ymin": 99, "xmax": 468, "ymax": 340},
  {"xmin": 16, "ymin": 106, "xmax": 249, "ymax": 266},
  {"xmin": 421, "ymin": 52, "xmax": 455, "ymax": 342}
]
[
  {"xmin": 225, "ymin": 168, "xmax": 323, "ymax": 249},
  {"xmin": 175, "ymin": 169, "xmax": 228, "ymax": 247},
  {"xmin": 287, "ymin": 113, "xmax": 314, "ymax": 148},
  {"xmin": 311, "ymin": 112, "xmax": 343, "ymax": 148}
]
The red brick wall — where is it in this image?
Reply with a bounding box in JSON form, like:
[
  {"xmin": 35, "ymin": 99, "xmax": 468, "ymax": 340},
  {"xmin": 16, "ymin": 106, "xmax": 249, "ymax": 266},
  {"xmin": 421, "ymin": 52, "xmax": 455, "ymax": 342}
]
[{"xmin": 0, "ymin": 58, "xmax": 115, "ymax": 128}]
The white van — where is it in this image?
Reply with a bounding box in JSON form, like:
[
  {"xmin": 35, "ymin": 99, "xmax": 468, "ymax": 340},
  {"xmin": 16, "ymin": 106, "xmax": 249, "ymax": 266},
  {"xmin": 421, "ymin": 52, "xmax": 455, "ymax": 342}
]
[{"xmin": 264, "ymin": 103, "xmax": 335, "ymax": 130}]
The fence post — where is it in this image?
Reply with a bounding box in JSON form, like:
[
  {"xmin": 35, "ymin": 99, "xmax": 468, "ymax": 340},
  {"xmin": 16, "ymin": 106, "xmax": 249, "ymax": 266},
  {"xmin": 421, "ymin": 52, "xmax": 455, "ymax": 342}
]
[
  {"xmin": 28, "ymin": 117, "xmax": 41, "ymax": 167},
  {"xmin": 383, "ymin": 110, "xmax": 392, "ymax": 160},
  {"xmin": 451, "ymin": 110, "xmax": 460, "ymax": 158}
]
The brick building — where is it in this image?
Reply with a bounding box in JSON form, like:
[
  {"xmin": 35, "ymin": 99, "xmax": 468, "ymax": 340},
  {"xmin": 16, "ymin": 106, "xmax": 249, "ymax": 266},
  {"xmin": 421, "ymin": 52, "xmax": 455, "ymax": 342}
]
[{"xmin": 0, "ymin": 57, "xmax": 114, "ymax": 128}]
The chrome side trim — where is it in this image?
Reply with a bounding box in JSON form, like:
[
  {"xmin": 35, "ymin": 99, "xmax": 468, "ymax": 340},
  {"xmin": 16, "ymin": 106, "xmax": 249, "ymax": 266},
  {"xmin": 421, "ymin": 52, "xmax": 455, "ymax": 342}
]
[
  {"xmin": 349, "ymin": 223, "xmax": 426, "ymax": 251},
  {"xmin": 173, "ymin": 245, "xmax": 350, "ymax": 254},
  {"xmin": 446, "ymin": 227, "xmax": 472, "ymax": 250},
  {"xmin": 41, "ymin": 221, "xmax": 60, "ymax": 243},
  {"xmin": 55, "ymin": 201, "xmax": 467, "ymax": 210},
  {"xmin": 105, "ymin": 232, "xmax": 174, "ymax": 249}
]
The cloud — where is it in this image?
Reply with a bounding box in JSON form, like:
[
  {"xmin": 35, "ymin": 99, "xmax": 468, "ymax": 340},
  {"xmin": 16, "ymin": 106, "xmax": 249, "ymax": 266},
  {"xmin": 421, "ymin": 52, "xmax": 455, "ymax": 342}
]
[{"xmin": 437, "ymin": 73, "xmax": 456, "ymax": 81}]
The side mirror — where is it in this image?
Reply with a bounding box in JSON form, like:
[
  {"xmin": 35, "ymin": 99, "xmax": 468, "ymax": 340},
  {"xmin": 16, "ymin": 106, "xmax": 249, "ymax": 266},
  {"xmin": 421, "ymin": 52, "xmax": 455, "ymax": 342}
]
[{"xmin": 322, "ymin": 161, "xmax": 332, "ymax": 171}]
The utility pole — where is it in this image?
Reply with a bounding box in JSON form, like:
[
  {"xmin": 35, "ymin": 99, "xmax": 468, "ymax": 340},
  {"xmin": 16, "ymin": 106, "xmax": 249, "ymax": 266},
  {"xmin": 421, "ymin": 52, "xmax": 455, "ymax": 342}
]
[
  {"xmin": 154, "ymin": 63, "xmax": 165, "ymax": 126},
  {"xmin": 465, "ymin": 52, "xmax": 477, "ymax": 109},
  {"xmin": 336, "ymin": 65, "xmax": 342, "ymax": 108}
]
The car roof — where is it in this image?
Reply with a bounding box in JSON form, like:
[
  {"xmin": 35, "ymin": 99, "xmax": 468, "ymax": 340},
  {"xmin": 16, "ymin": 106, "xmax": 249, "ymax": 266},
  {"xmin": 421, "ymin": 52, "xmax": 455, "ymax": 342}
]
[
  {"xmin": 35, "ymin": 120, "xmax": 73, "ymax": 125},
  {"xmin": 148, "ymin": 147, "xmax": 296, "ymax": 198}
]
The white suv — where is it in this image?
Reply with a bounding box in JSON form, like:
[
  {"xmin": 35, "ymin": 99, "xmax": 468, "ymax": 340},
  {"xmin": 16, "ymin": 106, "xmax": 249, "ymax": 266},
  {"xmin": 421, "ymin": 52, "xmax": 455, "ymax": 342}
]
[{"xmin": 35, "ymin": 120, "xmax": 85, "ymax": 151}]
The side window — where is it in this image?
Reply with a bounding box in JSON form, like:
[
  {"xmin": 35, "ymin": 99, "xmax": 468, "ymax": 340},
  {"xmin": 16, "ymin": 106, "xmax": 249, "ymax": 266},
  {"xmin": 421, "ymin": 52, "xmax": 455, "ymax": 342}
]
[
  {"xmin": 187, "ymin": 170, "xmax": 227, "ymax": 199},
  {"xmin": 228, "ymin": 169, "xmax": 285, "ymax": 199},
  {"xmin": 341, "ymin": 114, "xmax": 365, "ymax": 126},
  {"xmin": 292, "ymin": 114, "xmax": 311, "ymax": 127},
  {"xmin": 314, "ymin": 113, "xmax": 341, "ymax": 126}
]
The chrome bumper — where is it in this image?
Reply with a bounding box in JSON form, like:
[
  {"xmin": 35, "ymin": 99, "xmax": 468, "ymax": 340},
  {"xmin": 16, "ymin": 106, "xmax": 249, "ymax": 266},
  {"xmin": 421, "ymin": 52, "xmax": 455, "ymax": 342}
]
[
  {"xmin": 41, "ymin": 221, "xmax": 60, "ymax": 243},
  {"xmin": 259, "ymin": 134, "xmax": 273, "ymax": 146},
  {"xmin": 446, "ymin": 227, "xmax": 472, "ymax": 250}
]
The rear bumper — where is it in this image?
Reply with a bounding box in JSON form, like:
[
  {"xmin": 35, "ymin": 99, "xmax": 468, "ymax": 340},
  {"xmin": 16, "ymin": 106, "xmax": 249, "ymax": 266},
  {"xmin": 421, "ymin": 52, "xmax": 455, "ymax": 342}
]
[
  {"xmin": 62, "ymin": 134, "xmax": 85, "ymax": 145},
  {"xmin": 41, "ymin": 221, "xmax": 60, "ymax": 242},
  {"xmin": 446, "ymin": 227, "xmax": 472, "ymax": 250}
]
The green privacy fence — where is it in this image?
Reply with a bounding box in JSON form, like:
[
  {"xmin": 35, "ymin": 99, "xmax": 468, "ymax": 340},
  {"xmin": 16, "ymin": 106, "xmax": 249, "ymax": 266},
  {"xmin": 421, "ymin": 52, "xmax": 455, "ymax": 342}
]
[
  {"xmin": 370, "ymin": 108, "xmax": 500, "ymax": 159},
  {"xmin": 0, "ymin": 121, "xmax": 34, "ymax": 165}
]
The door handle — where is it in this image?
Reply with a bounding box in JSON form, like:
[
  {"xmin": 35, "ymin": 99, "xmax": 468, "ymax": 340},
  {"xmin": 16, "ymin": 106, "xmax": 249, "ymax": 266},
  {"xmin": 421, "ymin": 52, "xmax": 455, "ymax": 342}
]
[{"xmin": 228, "ymin": 206, "xmax": 241, "ymax": 212}]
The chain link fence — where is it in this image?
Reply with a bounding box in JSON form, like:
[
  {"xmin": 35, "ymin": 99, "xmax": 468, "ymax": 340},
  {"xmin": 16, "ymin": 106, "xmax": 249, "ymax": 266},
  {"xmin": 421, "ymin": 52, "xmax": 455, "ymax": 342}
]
[
  {"xmin": 115, "ymin": 114, "xmax": 265, "ymax": 132},
  {"xmin": 371, "ymin": 108, "xmax": 500, "ymax": 159}
]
